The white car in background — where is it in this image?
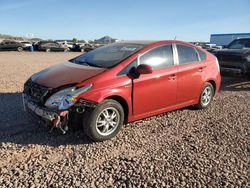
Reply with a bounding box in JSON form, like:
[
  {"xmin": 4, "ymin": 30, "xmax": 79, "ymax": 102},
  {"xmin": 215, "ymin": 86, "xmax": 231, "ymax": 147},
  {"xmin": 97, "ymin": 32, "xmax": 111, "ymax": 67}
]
[
  {"xmin": 21, "ymin": 41, "xmax": 32, "ymax": 48},
  {"xmin": 59, "ymin": 41, "xmax": 74, "ymax": 49}
]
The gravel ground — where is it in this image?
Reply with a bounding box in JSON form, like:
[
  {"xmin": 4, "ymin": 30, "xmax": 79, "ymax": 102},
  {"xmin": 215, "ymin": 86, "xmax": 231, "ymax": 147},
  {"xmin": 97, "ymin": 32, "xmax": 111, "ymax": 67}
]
[{"xmin": 0, "ymin": 52, "xmax": 249, "ymax": 187}]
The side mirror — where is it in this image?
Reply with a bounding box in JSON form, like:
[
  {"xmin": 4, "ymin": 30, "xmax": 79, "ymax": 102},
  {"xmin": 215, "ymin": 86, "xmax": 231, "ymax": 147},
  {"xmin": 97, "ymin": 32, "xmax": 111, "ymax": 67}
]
[
  {"xmin": 136, "ymin": 64, "xmax": 153, "ymax": 74},
  {"xmin": 127, "ymin": 64, "xmax": 153, "ymax": 79}
]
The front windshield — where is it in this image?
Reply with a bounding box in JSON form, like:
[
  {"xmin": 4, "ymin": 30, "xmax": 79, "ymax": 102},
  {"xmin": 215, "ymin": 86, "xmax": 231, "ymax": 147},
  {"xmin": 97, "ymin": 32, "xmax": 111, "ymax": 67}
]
[
  {"xmin": 72, "ymin": 43, "xmax": 144, "ymax": 68},
  {"xmin": 228, "ymin": 39, "xmax": 250, "ymax": 49}
]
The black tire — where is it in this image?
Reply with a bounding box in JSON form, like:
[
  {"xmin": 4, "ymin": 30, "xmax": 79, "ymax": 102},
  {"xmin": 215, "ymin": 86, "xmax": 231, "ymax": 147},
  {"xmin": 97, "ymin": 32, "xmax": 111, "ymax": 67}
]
[
  {"xmin": 246, "ymin": 73, "xmax": 250, "ymax": 79},
  {"xmin": 67, "ymin": 111, "xmax": 83, "ymax": 131},
  {"xmin": 17, "ymin": 47, "xmax": 23, "ymax": 52},
  {"xmin": 46, "ymin": 48, "xmax": 51, "ymax": 52},
  {"xmin": 195, "ymin": 82, "xmax": 214, "ymax": 109},
  {"xmin": 82, "ymin": 99, "xmax": 124, "ymax": 142}
]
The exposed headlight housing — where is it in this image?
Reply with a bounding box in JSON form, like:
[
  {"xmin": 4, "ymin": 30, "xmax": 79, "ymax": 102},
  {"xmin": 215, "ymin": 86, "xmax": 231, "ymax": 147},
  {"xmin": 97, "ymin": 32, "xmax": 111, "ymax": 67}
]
[{"xmin": 45, "ymin": 84, "xmax": 92, "ymax": 110}]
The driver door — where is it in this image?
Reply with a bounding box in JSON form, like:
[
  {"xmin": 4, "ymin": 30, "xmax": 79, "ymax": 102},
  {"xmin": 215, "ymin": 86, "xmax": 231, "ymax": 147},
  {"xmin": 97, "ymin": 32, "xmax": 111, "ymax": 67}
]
[
  {"xmin": 133, "ymin": 44, "xmax": 178, "ymax": 117},
  {"xmin": 53, "ymin": 43, "xmax": 62, "ymax": 51},
  {"xmin": 2, "ymin": 42, "xmax": 10, "ymax": 50}
]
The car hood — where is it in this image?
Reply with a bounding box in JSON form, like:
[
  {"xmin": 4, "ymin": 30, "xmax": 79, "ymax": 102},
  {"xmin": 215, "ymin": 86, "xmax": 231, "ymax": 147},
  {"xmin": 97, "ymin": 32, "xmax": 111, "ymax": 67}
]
[
  {"xmin": 31, "ymin": 61, "xmax": 106, "ymax": 88},
  {"xmin": 214, "ymin": 48, "xmax": 250, "ymax": 56}
]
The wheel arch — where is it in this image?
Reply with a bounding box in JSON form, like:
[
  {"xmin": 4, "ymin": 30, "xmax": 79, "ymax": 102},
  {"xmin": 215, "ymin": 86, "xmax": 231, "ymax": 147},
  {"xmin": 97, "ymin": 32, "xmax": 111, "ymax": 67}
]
[
  {"xmin": 206, "ymin": 80, "xmax": 216, "ymax": 95},
  {"xmin": 105, "ymin": 95, "xmax": 129, "ymax": 124}
]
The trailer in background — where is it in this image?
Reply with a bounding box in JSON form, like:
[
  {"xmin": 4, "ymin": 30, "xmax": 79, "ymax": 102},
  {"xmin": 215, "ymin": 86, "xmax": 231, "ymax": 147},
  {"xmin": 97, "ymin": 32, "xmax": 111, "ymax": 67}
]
[{"xmin": 210, "ymin": 33, "xmax": 250, "ymax": 47}]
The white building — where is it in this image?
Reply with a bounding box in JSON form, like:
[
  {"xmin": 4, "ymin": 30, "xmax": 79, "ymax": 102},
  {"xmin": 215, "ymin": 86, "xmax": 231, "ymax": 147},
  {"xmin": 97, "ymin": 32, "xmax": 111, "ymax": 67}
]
[{"xmin": 210, "ymin": 33, "xmax": 250, "ymax": 46}]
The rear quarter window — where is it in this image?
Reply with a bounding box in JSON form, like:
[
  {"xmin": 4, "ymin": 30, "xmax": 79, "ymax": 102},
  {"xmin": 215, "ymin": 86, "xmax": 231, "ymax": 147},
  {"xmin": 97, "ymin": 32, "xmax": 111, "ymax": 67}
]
[
  {"xmin": 176, "ymin": 44, "xmax": 199, "ymax": 64},
  {"xmin": 197, "ymin": 49, "xmax": 206, "ymax": 61}
]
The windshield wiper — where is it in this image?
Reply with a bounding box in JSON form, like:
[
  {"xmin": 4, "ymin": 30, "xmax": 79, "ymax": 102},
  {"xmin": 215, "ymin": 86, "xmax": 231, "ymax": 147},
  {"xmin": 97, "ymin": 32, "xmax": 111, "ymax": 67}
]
[
  {"xmin": 75, "ymin": 60, "xmax": 94, "ymax": 66},
  {"xmin": 78, "ymin": 61, "xmax": 92, "ymax": 66},
  {"xmin": 76, "ymin": 60, "xmax": 103, "ymax": 68}
]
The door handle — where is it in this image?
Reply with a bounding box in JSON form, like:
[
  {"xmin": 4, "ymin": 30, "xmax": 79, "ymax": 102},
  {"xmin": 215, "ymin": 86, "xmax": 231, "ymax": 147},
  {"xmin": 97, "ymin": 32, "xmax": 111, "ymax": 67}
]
[
  {"xmin": 198, "ymin": 67, "xmax": 203, "ymax": 72},
  {"xmin": 198, "ymin": 65, "xmax": 207, "ymax": 72},
  {"xmin": 198, "ymin": 66, "xmax": 205, "ymax": 72},
  {"xmin": 168, "ymin": 74, "xmax": 176, "ymax": 80}
]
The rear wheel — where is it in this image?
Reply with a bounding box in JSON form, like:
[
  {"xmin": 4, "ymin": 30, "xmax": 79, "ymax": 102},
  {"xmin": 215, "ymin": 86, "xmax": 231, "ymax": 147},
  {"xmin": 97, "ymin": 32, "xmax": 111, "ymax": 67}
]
[
  {"xmin": 17, "ymin": 47, "xmax": 23, "ymax": 52},
  {"xmin": 83, "ymin": 99, "xmax": 124, "ymax": 142},
  {"xmin": 195, "ymin": 82, "xmax": 214, "ymax": 109}
]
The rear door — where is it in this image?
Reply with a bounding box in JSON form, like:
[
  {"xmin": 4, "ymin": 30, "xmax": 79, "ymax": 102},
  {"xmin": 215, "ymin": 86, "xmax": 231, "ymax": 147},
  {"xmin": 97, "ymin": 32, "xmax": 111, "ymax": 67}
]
[
  {"xmin": 133, "ymin": 44, "xmax": 178, "ymax": 116},
  {"xmin": 48, "ymin": 43, "xmax": 56, "ymax": 51},
  {"xmin": 10, "ymin": 41, "xmax": 18, "ymax": 50},
  {"xmin": 175, "ymin": 44, "xmax": 206, "ymax": 104}
]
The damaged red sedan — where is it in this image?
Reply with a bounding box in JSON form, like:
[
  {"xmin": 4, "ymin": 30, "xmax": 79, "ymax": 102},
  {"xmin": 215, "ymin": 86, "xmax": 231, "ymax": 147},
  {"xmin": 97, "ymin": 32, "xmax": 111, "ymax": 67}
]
[{"xmin": 23, "ymin": 40, "xmax": 221, "ymax": 141}]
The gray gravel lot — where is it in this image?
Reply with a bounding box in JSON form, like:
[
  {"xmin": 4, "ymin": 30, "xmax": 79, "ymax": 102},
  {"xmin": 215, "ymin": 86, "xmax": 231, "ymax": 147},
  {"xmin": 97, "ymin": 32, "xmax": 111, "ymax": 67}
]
[{"xmin": 0, "ymin": 52, "xmax": 249, "ymax": 187}]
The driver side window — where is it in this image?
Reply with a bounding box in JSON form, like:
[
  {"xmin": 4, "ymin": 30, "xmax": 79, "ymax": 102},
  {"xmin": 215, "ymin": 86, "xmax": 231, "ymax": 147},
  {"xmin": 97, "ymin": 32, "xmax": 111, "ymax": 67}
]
[{"xmin": 139, "ymin": 45, "xmax": 174, "ymax": 70}]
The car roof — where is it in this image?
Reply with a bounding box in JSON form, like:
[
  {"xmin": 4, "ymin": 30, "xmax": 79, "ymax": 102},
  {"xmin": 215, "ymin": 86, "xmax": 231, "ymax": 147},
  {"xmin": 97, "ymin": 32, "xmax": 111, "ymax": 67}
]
[
  {"xmin": 117, "ymin": 40, "xmax": 157, "ymax": 45},
  {"xmin": 116, "ymin": 40, "xmax": 193, "ymax": 46}
]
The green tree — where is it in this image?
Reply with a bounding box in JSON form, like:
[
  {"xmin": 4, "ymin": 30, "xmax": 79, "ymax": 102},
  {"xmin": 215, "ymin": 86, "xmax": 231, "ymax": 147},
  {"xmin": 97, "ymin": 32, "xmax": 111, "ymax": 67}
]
[{"xmin": 72, "ymin": 38, "xmax": 77, "ymax": 43}]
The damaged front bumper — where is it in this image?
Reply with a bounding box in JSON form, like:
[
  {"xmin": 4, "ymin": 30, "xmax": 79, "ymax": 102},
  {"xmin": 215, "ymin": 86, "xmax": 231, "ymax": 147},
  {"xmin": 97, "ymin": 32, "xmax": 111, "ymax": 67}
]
[
  {"xmin": 22, "ymin": 94, "xmax": 98, "ymax": 120},
  {"xmin": 22, "ymin": 93, "xmax": 62, "ymax": 121},
  {"xmin": 22, "ymin": 93, "xmax": 98, "ymax": 133}
]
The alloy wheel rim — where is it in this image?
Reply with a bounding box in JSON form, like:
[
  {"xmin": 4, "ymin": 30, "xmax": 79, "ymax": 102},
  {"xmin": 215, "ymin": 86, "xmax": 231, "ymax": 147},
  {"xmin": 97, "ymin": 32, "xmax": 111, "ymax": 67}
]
[
  {"xmin": 96, "ymin": 107, "xmax": 120, "ymax": 136},
  {"xmin": 201, "ymin": 87, "xmax": 212, "ymax": 106}
]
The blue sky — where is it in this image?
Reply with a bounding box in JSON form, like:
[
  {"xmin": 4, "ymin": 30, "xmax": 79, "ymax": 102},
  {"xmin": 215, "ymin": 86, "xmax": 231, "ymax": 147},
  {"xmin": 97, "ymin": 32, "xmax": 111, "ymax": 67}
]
[{"xmin": 0, "ymin": 0, "xmax": 250, "ymax": 41}]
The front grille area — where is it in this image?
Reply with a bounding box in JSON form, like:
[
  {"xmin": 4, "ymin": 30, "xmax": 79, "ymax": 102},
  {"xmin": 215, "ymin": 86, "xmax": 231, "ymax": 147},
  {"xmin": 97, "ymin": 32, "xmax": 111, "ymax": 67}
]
[
  {"xmin": 23, "ymin": 79, "xmax": 51, "ymax": 105},
  {"xmin": 216, "ymin": 54, "xmax": 243, "ymax": 62}
]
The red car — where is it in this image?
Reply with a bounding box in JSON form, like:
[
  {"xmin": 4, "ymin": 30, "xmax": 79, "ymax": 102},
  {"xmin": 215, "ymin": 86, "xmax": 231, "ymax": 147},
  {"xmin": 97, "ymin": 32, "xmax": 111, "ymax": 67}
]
[{"xmin": 23, "ymin": 40, "xmax": 221, "ymax": 141}]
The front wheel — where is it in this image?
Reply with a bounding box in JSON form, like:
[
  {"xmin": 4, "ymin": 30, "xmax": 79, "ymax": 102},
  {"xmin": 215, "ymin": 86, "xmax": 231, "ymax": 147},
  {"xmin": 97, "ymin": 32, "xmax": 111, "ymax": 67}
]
[
  {"xmin": 83, "ymin": 99, "xmax": 124, "ymax": 142},
  {"xmin": 195, "ymin": 82, "xmax": 214, "ymax": 109}
]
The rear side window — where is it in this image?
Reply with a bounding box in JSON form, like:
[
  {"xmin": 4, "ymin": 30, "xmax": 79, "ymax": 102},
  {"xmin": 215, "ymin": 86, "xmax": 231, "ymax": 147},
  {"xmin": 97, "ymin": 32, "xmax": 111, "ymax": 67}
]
[
  {"xmin": 197, "ymin": 49, "xmax": 206, "ymax": 61},
  {"xmin": 139, "ymin": 45, "xmax": 174, "ymax": 70},
  {"xmin": 177, "ymin": 44, "xmax": 199, "ymax": 64}
]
